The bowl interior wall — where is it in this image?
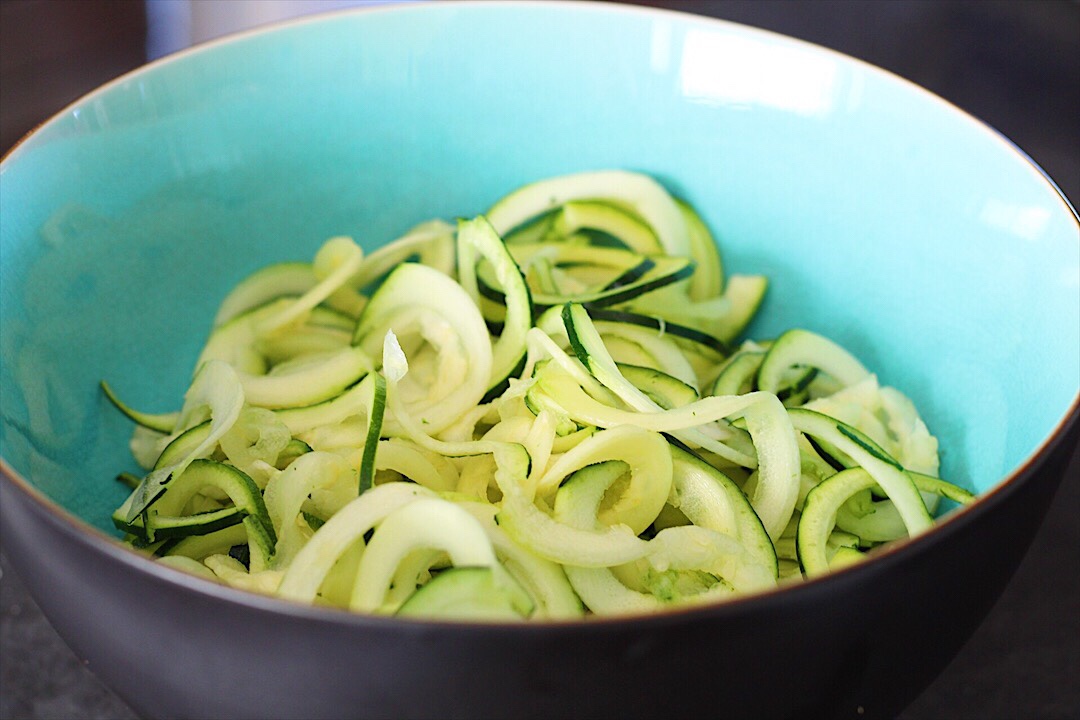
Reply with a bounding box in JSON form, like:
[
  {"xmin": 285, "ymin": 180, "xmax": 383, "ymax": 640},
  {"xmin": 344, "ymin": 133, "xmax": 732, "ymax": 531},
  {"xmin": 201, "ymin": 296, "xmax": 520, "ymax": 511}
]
[{"xmin": 1, "ymin": 3, "xmax": 1077, "ymax": 533}]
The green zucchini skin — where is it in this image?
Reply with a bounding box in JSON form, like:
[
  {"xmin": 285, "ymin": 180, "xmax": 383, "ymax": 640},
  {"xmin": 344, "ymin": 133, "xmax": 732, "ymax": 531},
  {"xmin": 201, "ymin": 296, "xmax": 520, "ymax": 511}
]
[{"xmin": 397, "ymin": 567, "xmax": 530, "ymax": 620}]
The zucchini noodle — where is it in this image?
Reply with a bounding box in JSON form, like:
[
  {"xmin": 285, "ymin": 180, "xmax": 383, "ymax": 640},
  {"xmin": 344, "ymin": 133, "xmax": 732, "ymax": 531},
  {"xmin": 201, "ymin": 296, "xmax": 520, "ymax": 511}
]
[{"xmin": 104, "ymin": 170, "xmax": 974, "ymax": 620}]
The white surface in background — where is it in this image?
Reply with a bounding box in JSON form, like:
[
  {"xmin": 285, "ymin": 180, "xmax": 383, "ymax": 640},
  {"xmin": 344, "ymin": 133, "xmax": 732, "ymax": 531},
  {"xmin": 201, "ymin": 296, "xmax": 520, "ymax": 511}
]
[{"xmin": 146, "ymin": 0, "xmax": 408, "ymax": 59}]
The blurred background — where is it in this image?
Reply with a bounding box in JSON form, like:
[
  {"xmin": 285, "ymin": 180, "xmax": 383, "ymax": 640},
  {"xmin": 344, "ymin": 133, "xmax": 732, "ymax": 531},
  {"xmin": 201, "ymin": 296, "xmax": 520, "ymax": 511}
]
[{"xmin": 1, "ymin": 1, "xmax": 1077, "ymax": 718}]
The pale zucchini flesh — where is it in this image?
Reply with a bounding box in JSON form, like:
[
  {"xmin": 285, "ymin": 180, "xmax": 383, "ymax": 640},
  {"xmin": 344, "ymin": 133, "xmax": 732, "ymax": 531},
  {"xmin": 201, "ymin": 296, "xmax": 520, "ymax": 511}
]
[{"xmin": 100, "ymin": 170, "xmax": 965, "ymax": 621}]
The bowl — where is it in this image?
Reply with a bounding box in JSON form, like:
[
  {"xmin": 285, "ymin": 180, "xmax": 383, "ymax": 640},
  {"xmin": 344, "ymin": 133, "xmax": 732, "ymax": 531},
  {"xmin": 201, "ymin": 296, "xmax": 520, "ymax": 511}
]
[{"xmin": 1, "ymin": 2, "xmax": 1077, "ymax": 718}]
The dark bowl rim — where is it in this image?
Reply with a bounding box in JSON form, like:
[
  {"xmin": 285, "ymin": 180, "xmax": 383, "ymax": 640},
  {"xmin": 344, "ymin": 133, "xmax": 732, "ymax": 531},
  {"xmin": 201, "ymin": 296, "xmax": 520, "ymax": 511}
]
[
  {"xmin": 4, "ymin": 398, "xmax": 1078, "ymax": 633},
  {"xmin": 1, "ymin": 0, "xmax": 1079, "ymax": 632}
]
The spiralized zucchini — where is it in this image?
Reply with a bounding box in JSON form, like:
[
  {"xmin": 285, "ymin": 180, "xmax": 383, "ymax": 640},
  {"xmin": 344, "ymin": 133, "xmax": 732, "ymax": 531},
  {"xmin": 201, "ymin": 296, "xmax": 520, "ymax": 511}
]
[{"xmin": 105, "ymin": 170, "xmax": 974, "ymax": 620}]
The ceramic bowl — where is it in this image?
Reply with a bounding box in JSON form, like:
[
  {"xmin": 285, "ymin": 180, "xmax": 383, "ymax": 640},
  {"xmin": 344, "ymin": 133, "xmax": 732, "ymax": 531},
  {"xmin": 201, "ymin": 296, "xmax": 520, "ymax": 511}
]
[{"xmin": 1, "ymin": 3, "xmax": 1077, "ymax": 719}]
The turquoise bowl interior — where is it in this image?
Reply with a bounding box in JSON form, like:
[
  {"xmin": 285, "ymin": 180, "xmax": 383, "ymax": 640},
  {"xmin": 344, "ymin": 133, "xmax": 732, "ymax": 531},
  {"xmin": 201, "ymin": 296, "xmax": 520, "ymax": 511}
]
[{"xmin": 1, "ymin": 1, "xmax": 1077, "ymax": 539}]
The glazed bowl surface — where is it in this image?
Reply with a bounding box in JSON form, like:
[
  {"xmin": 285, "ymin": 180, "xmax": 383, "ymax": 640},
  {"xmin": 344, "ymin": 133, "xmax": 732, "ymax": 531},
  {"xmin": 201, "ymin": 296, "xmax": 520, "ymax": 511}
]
[{"xmin": 1, "ymin": 2, "xmax": 1077, "ymax": 719}]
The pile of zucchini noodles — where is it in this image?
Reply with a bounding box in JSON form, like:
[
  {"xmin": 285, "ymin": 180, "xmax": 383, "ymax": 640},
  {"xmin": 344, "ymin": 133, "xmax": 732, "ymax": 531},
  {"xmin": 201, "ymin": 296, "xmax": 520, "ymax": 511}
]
[{"xmin": 107, "ymin": 170, "xmax": 973, "ymax": 620}]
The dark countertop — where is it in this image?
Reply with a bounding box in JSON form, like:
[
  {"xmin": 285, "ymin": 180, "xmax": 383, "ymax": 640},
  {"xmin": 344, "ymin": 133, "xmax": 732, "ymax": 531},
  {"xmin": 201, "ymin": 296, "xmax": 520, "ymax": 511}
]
[{"xmin": 1, "ymin": 2, "xmax": 1077, "ymax": 719}]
